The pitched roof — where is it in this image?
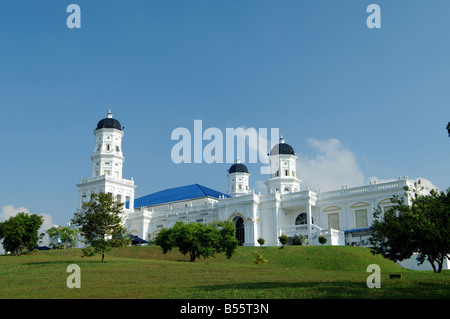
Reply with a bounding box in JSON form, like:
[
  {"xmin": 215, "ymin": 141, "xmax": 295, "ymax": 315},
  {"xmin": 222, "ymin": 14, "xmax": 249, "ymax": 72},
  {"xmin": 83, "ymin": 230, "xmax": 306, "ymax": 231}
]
[{"xmin": 133, "ymin": 184, "xmax": 230, "ymax": 209}]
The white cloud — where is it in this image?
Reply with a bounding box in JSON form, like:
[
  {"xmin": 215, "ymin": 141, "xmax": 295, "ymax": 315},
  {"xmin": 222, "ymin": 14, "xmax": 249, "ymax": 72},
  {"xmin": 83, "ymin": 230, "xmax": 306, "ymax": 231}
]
[
  {"xmin": 297, "ymin": 138, "xmax": 365, "ymax": 192},
  {"xmin": 1, "ymin": 205, "xmax": 30, "ymax": 221},
  {"xmin": 295, "ymin": 138, "xmax": 441, "ymax": 194},
  {"xmin": 406, "ymin": 177, "xmax": 440, "ymax": 192},
  {"xmin": 366, "ymin": 176, "xmax": 397, "ymax": 184}
]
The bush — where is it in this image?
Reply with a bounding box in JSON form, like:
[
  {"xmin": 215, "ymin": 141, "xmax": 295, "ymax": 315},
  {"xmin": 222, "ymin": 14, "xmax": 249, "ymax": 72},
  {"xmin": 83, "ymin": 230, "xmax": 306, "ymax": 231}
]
[
  {"xmin": 292, "ymin": 234, "xmax": 307, "ymax": 246},
  {"xmin": 257, "ymin": 237, "xmax": 265, "ymax": 246},
  {"xmin": 319, "ymin": 235, "xmax": 327, "ymax": 245},
  {"xmin": 253, "ymin": 252, "xmax": 268, "ymax": 265},
  {"xmin": 278, "ymin": 234, "xmax": 288, "ymax": 248}
]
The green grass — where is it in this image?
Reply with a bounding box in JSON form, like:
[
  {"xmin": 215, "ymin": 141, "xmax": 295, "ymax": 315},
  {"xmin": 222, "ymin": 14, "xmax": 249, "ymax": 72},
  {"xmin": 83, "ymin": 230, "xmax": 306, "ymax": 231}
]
[{"xmin": 0, "ymin": 245, "xmax": 448, "ymax": 299}]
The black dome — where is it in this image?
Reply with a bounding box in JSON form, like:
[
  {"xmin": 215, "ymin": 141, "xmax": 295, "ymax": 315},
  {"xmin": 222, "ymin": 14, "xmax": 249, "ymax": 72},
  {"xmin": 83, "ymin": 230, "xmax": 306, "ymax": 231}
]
[
  {"xmin": 270, "ymin": 140, "xmax": 295, "ymax": 156},
  {"xmin": 96, "ymin": 117, "xmax": 122, "ymax": 131},
  {"xmin": 228, "ymin": 163, "xmax": 249, "ymax": 174}
]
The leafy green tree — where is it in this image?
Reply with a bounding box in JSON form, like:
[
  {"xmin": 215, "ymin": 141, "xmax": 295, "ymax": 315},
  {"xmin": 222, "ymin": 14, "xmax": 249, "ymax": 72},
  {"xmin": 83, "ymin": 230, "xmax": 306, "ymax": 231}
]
[
  {"xmin": 71, "ymin": 192, "xmax": 124, "ymax": 262},
  {"xmin": 155, "ymin": 220, "xmax": 238, "ymax": 262},
  {"xmin": 110, "ymin": 225, "xmax": 132, "ymax": 247},
  {"xmin": 370, "ymin": 183, "xmax": 450, "ymax": 273},
  {"xmin": 0, "ymin": 212, "xmax": 44, "ymax": 256},
  {"xmin": 278, "ymin": 234, "xmax": 288, "ymax": 248},
  {"xmin": 47, "ymin": 226, "xmax": 79, "ymax": 249}
]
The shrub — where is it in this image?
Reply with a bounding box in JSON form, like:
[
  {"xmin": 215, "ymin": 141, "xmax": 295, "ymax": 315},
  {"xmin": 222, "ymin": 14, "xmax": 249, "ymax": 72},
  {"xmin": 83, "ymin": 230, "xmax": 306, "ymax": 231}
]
[
  {"xmin": 257, "ymin": 237, "xmax": 265, "ymax": 246},
  {"xmin": 292, "ymin": 234, "xmax": 307, "ymax": 246},
  {"xmin": 278, "ymin": 234, "xmax": 288, "ymax": 248},
  {"xmin": 253, "ymin": 252, "xmax": 268, "ymax": 265},
  {"xmin": 319, "ymin": 235, "xmax": 327, "ymax": 245}
]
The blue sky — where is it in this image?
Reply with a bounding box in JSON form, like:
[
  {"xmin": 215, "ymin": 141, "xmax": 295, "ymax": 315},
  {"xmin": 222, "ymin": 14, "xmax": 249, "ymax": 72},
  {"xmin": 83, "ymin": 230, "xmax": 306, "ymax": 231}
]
[{"xmin": 1, "ymin": 0, "xmax": 450, "ymax": 227}]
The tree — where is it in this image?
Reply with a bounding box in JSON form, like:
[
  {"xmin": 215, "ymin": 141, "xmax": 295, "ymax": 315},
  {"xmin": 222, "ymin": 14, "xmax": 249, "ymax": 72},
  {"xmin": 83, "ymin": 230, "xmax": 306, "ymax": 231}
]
[
  {"xmin": 0, "ymin": 212, "xmax": 44, "ymax": 256},
  {"xmin": 47, "ymin": 226, "xmax": 79, "ymax": 249},
  {"xmin": 71, "ymin": 193, "xmax": 124, "ymax": 262},
  {"xmin": 278, "ymin": 234, "xmax": 288, "ymax": 248},
  {"xmin": 370, "ymin": 183, "xmax": 450, "ymax": 273},
  {"xmin": 110, "ymin": 225, "xmax": 132, "ymax": 247},
  {"xmin": 155, "ymin": 220, "xmax": 238, "ymax": 262}
]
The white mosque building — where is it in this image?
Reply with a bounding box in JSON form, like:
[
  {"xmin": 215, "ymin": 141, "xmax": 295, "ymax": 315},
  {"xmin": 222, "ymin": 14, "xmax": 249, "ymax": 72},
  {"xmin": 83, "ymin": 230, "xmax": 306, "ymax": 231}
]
[{"xmin": 76, "ymin": 111, "xmax": 431, "ymax": 251}]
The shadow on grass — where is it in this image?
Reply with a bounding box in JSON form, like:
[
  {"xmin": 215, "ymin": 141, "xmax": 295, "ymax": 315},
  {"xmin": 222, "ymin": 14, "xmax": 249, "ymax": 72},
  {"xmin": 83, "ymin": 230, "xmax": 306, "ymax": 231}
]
[{"xmin": 192, "ymin": 280, "xmax": 450, "ymax": 299}]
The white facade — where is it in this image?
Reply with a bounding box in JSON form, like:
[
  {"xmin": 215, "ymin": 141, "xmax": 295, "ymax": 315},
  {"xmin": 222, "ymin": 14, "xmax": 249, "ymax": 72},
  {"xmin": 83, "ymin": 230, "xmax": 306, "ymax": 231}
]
[
  {"xmin": 124, "ymin": 134, "xmax": 416, "ymax": 248},
  {"xmin": 76, "ymin": 113, "xmax": 448, "ymax": 270}
]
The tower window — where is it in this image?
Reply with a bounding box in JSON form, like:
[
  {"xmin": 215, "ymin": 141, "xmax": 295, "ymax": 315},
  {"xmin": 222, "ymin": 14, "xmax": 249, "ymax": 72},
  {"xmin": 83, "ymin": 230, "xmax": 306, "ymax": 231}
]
[
  {"xmin": 116, "ymin": 146, "xmax": 120, "ymax": 152},
  {"xmin": 292, "ymin": 171, "xmax": 296, "ymax": 177},
  {"xmin": 105, "ymin": 144, "xmax": 111, "ymax": 151},
  {"xmin": 284, "ymin": 170, "xmax": 289, "ymax": 176}
]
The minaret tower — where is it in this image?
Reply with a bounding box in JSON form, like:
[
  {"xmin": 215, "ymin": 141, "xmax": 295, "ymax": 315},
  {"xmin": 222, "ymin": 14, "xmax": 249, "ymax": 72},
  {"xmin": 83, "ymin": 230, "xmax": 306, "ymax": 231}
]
[
  {"xmin": 77, "ymin": 110, "xmax": 136, "ymax": 214},
  {"xmin": 91, "ymin": 109, "xmax": 125, "ymax": 179},
  {"xmin": 227, "ymin": 159, "xmax": 251, "ymax": 197},
  {"xmin": 265, "ymin": 137, "xmax": 301, "ymax": 194}
]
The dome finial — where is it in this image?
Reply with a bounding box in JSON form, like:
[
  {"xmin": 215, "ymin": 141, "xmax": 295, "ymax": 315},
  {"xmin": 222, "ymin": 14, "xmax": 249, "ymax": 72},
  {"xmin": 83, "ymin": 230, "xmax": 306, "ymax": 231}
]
[
  {"xmin": 236, "ymin": 157, "xmax": 241, "ymax": 164},
  {"xmin": 107, "ymin": 109, "xmax": 113, "ymax": 119},
  {"xmin": 280, "ymin": 135, "xmax": 285, "ymax": 144}
]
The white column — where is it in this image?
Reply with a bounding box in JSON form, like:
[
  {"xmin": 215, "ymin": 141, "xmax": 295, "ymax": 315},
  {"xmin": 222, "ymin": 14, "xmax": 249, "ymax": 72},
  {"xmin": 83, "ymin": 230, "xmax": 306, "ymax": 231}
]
[{"xmin": 307, "ymin": 202, "xmax": 312, "ymax": 239}]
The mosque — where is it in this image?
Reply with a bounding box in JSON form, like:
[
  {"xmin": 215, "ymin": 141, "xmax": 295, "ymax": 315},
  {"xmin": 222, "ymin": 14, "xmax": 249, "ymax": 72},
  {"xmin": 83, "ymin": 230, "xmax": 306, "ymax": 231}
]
[{"xmin": 76, "ymin": 111, "xmax": 426, "ymax": 250}]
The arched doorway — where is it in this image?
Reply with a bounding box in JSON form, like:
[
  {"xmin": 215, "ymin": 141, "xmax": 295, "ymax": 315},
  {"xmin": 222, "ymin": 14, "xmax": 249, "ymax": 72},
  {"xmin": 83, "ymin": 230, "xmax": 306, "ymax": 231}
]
[{"xmin": 233, "ymin": 216, "xmax": 245, "ymax": 246}]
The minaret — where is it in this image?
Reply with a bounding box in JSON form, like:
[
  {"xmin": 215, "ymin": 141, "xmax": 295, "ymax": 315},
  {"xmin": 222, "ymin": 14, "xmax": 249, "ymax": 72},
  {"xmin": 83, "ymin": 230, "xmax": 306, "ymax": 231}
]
[
  {"xmin": 77, "ymin": 110, "xmax": 136, "ymax": 214},
  {"xmin": 265, "ymin": 137, "xmax": 301, "ymax": 194},
  {"xmin": 227, "ymin": 159, "xmax": 250, "ymax": 197},
  {"xmin": 91, "ymin": 109, "xmax": 125, "ymax": 179}
]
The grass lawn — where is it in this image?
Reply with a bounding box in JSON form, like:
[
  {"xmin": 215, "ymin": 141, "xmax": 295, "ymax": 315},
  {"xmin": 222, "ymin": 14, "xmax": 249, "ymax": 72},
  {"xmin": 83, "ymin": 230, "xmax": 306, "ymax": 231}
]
[{"xmin": 0, "ymin": 245, "xmax": 449, "ymax": 299}]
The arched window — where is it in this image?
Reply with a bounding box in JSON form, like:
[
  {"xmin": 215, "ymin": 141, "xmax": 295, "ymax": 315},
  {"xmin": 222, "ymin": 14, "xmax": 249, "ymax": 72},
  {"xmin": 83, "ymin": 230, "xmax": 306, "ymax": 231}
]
[{"xmin": 295, "ymin": 212, "xmax": 307, "ymax": 225}]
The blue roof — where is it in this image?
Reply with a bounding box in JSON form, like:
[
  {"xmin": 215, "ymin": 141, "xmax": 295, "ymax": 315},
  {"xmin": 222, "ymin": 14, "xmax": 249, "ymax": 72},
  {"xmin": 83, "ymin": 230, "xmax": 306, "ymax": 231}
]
[{"xmin": 132, "ymin": 184, "xmax": 230, "ymax": 209}]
